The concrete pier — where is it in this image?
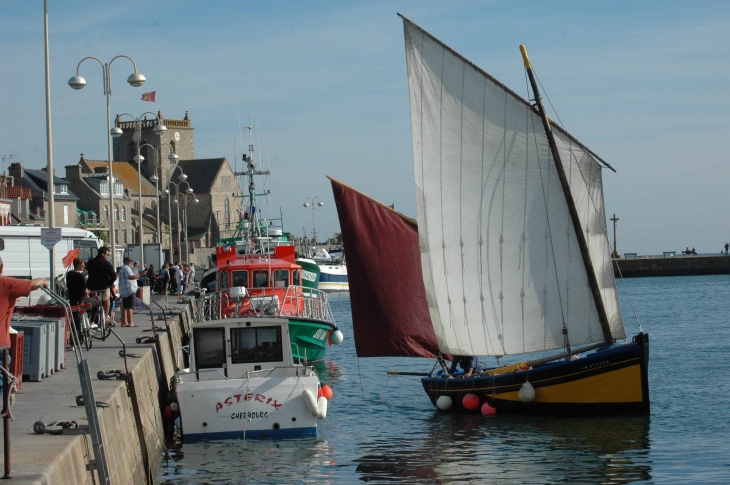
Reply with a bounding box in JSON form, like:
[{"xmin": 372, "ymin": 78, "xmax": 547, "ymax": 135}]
[
  {"xmin": 0, "ymin": 294, "xmax": 192, "ymax": 484},
  {"xmin": 614, "ymin": 254, "xmax": 730, "ymax": 278}
]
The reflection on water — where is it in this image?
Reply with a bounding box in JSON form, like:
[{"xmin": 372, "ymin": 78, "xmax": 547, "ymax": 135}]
[{"xmin": 157, "ymin": 278, "xmax": 730, "ymax": 484}]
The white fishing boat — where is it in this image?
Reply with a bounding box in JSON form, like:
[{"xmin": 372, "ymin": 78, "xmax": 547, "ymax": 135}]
[{"xmin": 172, "ymin": 287, "xmax": 329, "ymax": 441}]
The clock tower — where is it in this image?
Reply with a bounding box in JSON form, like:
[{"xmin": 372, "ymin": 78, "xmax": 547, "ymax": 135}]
[{"xmin": 112, "ymin": 110, "xmax": 194, "ymax": 176}]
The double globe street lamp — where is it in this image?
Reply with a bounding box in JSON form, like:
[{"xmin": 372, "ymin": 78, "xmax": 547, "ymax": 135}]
[
  {"xmin": 68, "ymin": 55, "xmax": 146, "ymax": 267},
  {"xmin": 303, "ymin": 197, "xmax": 324, "ymax": 245},
  {"xmin": 151, "ymin": 154, "xmax": 188, "ymax": 263},
  {"xmin": 111, "ymin": 112, "xmax": 167, "ymax": 270}
]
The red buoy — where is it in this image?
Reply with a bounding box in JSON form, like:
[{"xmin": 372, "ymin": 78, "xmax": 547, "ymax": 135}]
[
  {"xmin": 318, "ymin": 385, "xmax": 333, "ymax": 400},
  {"xmin": 481, "ymin": 402, "xmax": 497, "ymax": 416},
  {"xmin": 462, "ymin": 393, "xmax": 480, "ymax": 410}
]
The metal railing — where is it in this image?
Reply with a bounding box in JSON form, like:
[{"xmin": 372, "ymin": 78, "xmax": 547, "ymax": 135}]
[{"xmin": 196, "ymin": 285, "xmax": 335, "ymax": 325}]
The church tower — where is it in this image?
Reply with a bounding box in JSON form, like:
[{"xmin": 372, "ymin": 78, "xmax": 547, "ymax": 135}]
[{"xmin": 112, "ymin": 110, "xmax": 194, "ymax": 176}]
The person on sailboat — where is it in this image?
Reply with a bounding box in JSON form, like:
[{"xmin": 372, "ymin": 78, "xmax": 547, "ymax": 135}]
[{"xmin": 448, "ymin": 355, "xmax": 483, "ymax": 378}]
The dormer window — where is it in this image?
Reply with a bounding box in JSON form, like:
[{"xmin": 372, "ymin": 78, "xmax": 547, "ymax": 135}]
[{"xmin": 54, "ymin": 184, "xmax": 68, "ymax": 194}]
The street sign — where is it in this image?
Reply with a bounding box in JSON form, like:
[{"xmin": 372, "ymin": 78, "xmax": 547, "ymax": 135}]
[{"xmin": 40, "ymin": 227, "xmax": 62, "ymax": 250}]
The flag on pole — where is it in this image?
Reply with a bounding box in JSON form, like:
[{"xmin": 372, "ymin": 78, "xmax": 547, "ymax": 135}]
[
  {"xmin": 62, "ymin": 248, "xmax": 81, "ymax": 268},
  {"xmin": 141, "ymin": 91, "xmax": 157, "ymax": 102}
]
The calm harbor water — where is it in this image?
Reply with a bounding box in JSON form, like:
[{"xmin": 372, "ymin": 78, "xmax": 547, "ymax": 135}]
[{"xmin": 156, "ymin": 275, "xmax": 730, "ymax": 484}]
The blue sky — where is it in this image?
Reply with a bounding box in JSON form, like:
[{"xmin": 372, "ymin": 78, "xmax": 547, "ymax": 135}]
[{"xmin": 1, "ymin": 1, "xmax": 729, "ymax": 254}]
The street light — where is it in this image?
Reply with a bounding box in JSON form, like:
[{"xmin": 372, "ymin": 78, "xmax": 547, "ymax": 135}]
[
  {"xmin": 168, "ymin": 175, "xmax": 192, "ymax": 263},
  {"xmin": 303, "ymin": 197, "xmax": 324, "ymax": 245},
  {"xmin": 181, "ymin": 191, "xmax": 199, "ymax": 263},
  {"xmin": 154, "ymin": 155, "xmax": 184, "ymax": 262},
  {"xmin": 112, "ymin": 112, "xmax": 166, "ymax": 270},
  {"xmin": 68, "ymin": 55, "xmax": 146, "ymax": 267},
  {"xmin": 139, "ymin": 143, "xmax": 161, "ymax": 244}
]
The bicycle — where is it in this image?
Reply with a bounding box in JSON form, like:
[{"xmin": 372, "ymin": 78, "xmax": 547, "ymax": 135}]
[
  {"xmin": 72, "ymin": 303, "xmax": 93, "ymax": 351},
  {"xmin": 88, "ymin": 292, "xmax": 112, "ymax": 342}
]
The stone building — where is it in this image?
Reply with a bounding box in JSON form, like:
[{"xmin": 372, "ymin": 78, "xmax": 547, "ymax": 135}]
[
  {"xmin": 7, "ymin": 162, "xmax": 78, "ymax": 227},
  {"xmin": 110, "ymin": 111, "xmax": 241, "ymax": 266}
]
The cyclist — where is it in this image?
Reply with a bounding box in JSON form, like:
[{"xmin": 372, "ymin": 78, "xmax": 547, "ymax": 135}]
[
  {"xmin": 86, "ymin": 246, "xmax": 117, "ymax": 322},
  {"xmin": 66, "ymin": 257, "xmax": 100, "ymax": 343}
]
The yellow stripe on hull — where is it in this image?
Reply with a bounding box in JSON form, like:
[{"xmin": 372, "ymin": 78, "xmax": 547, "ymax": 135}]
[{"xmin": 497, "ymin": 363, "xmax": 644, "ymax": 404}]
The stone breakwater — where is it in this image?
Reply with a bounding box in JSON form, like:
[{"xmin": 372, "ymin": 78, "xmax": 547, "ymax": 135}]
[
  {"xmin": 613, "ymin": 254, "xmax": 730, "ymax": 278},
  {"xmin": 0, "ymin": 295, "xmax": 192, "ymax": 484}
]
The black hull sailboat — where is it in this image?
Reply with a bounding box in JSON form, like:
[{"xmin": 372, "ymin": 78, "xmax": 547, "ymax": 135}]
[
  {"xmin": 422, "ymin": 333, "xmax": 650, "ymax": 416},
  {"xmin": 329, "ymin": 15, "xmax": 650, "ymax": 418}
]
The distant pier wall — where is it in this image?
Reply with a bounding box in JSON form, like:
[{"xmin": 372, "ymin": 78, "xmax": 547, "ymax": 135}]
[{"xmin": 613, "ymin": 255, "xmax": 730, "ymax": 278}]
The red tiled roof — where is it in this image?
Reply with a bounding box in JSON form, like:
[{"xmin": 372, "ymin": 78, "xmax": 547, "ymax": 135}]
[{"xmin": 5, "ymin": 186, "xmax": 31, "ymax": 199}]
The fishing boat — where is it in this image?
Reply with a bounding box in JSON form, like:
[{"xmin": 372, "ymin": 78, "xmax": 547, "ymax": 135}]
[
  {"xmin": 303, "ymin": 245, "xmax": 349, "ymax": 292},
  {"xmin": 172, "ymin": 288, "xmax": 330, "ymax": 441},
  {"xmin": 329, "ymin": 15, "xmax": 649, "ymax": 417},
  {"xmin": 199, "ymin": 149, "xmax": 344, "ymax": 363}
]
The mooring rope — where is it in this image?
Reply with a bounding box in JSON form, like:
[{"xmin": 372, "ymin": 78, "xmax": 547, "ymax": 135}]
[{"xmin": 0, "ymin": 364, "xmax": 18, "ymax": 413}]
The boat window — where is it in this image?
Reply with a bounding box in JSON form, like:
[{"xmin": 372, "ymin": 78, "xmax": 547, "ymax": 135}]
[
  {"xmin": 0, "ymin": 239, "xmax": 4, "ymax": 251},
  {"xmin": 218, "ymin": 271, "xmax": 229, "ymax": 290},
  {"xmin": 73, "ymin": 239, "xmax": 99, "ymax": 263},
  {"xmin": 293, "ymin": 270, "xmax": 301, "ymax": 286},
  {"xmin": 273, "ymin": 269, "xmax": 289, "ymax": 288},
  {"xmin": 230, "ymin": 326, "xmax": 283, "ymax": 364},
  {"xmin": 194, "ymin": 328, "xmax": 226, "ymax": 369},
  {"xmin": 232, "ymin": 270, "xmax": 248, "ymax": 288},
  {"xmin": 252, "ymin": 270, "xmax": 269, "ymax": 288}
]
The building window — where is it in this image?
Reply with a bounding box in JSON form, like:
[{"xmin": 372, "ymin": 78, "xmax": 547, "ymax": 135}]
[
  {"xmin": 122, "ymin": 206, "xmax": 127, "ymax": 221},
  {"xmin": 114, "ymin": 182, "xmax": 123, "ymax": 196},
  {"xmin": 169, "ymin": 140, "xmax": 176, "ymax": 155},
  {"xmin": 134, "ymin": 200, "xmax": 139, "ymax": 211},
  {"xmin": 103, "ymin": 205, "xmax": 109, "ymax": 220},
  {"xmin": 122, "ymin": 230, "xmax": 127, "ymax": 244},
  {"xmin": 63, "ymin": 205, "xmax": 69, "ymax": 225},
  {"xmin": 140, "ymin": 144, "xmax": 149, "ymax": 164},
  {"xmin": 54, "ymin": 185, "xmax": 68, "ymax": 194},
  {"xmin": 127, "ymin": 142, "xmax": 135, "ymax": 161},
  {"xmin": 114, "ymin": 204, "xmax": 119, "ymax": 221},
  {"xmin": 115, "ymin": 229, "xmax": 119, "ymax": 244}
]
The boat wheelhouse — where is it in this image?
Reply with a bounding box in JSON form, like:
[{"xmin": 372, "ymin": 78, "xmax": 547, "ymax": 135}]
[
  {"xmin": 173, "ymin": 301, "xmax": 328, "ymax": 441},
  {"xmin": 207, "ymin": 244, "xmax": 343, "ymax": 363}
]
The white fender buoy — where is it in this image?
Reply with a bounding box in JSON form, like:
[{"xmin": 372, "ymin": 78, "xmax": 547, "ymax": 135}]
[
  {"xmin": 330, "ymin": 330, "xmax": 344, "ymax": 345},
  {"xmin": 519, "ymin": 380, "xmax": 536, "ymax": 403},
  {"xmin": 317, "ymin": 396, "xmax": 328, "ymax": 419},
  {"xmin": 169, "ymin": 402, "xmax": 179, "ymax": 413},
  {"xmin": 436, "ymin": 395, "xmax": 453, "ymax": 411},
  {"xmin": 303, "ymin": 390, "xmax": 320, "ymax": 416}
]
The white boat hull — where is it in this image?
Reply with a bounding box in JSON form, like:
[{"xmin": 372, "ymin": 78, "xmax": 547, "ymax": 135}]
[{"xmin": 176, "ymin": 373, "xmax": 320, "ymax": 441}]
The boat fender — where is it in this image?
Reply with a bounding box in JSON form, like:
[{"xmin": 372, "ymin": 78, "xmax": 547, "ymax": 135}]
[
  {"xmin": 330, "ymin": 330, "xmax": 344, "ymax": 345},
  {"xmin": 436, "ymin": 395, "xmax": 453, "ymax": 411},
  {"xmin": 317, "ymin": 396, "xmax": 328, "ymax": 419},
  {"xmin": 169, "ymin": 402, "xmax": 180, "ymax": 413},
  {"xmin": 318, "ymin": 385, "xmax": 333, "ymax": 400},
  {"xmin": 303, "ymin": 390, "xmax": 320, "ymax": 416},
  {"xmin": 481, "ymin": 402, "xmax": 497, "ymax": 416},
  {"xmin": 519, "ymin": 380, "xmax": 536, "ymax": 403},
  {"xmin": 462, "ymin": 393, "xmax": 480, "ymax": 410}
]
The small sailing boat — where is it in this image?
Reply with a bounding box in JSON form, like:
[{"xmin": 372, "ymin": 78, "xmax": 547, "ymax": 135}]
[{"xmin": 330, "ymin": 15, "xmax": 649, "ymax": 416}]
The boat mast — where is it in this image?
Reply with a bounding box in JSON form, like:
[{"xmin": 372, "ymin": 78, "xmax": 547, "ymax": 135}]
[
  {"xmin": 519, "ymin": 45, "xmax": 614, "ymax": 345},
  {"xmin": 234, "ymin": 124, "xmax": 270, "ymax": 254}
]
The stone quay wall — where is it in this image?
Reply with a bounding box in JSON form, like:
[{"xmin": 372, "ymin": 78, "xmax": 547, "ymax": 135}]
[{"xmin": 613, "ymin": 255, "xmax": 730, "ymax": 278}]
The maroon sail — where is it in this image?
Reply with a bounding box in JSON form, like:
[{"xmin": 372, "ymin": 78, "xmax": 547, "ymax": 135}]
[{"xmin": 329, "ymin": 176, "xmax": 440, "ymax": 358}]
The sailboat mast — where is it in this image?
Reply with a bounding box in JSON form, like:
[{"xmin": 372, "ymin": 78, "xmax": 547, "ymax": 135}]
[{"xmin": 519, "ymin": 45, "xmax": 614, "ymax": 345}]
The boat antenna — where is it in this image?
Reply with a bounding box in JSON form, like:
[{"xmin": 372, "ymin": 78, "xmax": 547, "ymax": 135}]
[{"xmin": 520, "ymin": 45, "xmax": 613, "ymax": 345}]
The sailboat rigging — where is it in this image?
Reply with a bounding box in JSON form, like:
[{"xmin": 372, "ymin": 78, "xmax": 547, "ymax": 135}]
[{"xmin": 330, "ymin": 14, "xmax": 649, "ymax": 416}]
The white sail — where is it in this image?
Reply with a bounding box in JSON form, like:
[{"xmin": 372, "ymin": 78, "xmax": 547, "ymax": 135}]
[{"xmin": 403, "ymin": 18, "xmax": 624, "ymax": 357}]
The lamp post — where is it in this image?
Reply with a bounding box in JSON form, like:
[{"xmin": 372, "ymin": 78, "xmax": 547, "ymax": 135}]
[
  {"xmin": 69, "ymin": 55, "xmax": 146, "ymax": 267},
  {"xmin": 180, "ymin": 191, "xmax": 199, "ymax": 263},
  {"xmin": 168, "ymin": 176, "xmax": 192, "ymax": 263},
  {"xmin": 111, "ymin": 113, "xmax": 166, "ymax": 270},
  {"xmin": 138, "ymin": 143, "xmax": 161, "ymax": 243},
  {"xmin": 154, "ymin": 156, "xmax": 186, "ymax": 262},
  {"xmin": 303, "ymin": 197, "xmax": 324, "ymax": 245}
]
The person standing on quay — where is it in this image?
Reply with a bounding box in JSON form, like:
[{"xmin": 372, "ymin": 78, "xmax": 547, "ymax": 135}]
[
  {"xmin": 0, "ymin": 257, "xmax": 48, "ymax": 349},
  {"xmin": 86, "ymin": 246, "xmax": 117, "ymax": 322},
  {"xmin": 118, "ymin": 257, "xmax": 141, "ymax": 327},
  {"xmin": 724, "ymin": 243, "xmax": 728, "ymax": 256}
]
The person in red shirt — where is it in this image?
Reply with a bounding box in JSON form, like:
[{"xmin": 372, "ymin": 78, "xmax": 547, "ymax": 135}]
[{"xmin": 0, "ymin": 257, "xmax": 48, "ymax": 349}]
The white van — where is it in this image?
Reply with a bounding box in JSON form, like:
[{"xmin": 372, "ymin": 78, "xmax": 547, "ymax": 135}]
[{"xmin": 0, "ymin": 226, "xmax": 102, "ymax": 304}]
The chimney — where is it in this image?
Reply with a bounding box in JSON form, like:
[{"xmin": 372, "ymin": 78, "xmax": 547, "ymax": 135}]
[
  {"xmin": 65, "ymin": 164, "xmax": 83, "ymax": 181},
  {"xmin": 8, "ymin": 162, "xmax": 23, "ymax": 180}
]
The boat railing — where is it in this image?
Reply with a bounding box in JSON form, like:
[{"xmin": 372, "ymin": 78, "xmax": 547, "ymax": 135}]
[
  {"xmin": 278, "ymin": 285, "xmax": 336, "ymax": 324},
  {"xmin": 197, "ymin": 285, "xmax": 336, "ymax": 325}
]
